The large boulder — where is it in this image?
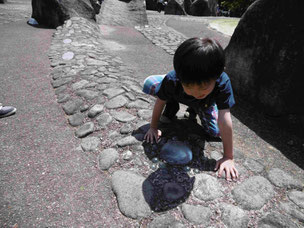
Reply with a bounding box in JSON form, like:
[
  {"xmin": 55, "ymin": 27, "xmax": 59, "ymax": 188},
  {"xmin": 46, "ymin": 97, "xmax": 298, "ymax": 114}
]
[
  {"xmin": 164, "ymin": 0, "xmax": 186, "ymax": 15},
  {"xmin": 163, "ymin": 0, "xmax": 217, "ymax": 16},
  {"xmin": 31, "ymin": 0, "xmax": 102, "ymax": 28},
  {"xmin": 189, "ymin": 0, "xmax": 217, "ymax": 16},
  {"xmin": 225, "ymin": 0, "xmax": 304, "ymax": 116}
]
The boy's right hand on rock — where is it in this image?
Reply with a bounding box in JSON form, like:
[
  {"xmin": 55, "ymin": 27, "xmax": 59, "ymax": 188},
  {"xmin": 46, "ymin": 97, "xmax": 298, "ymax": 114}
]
[{"xmin": 144, "ymin": 127, "xmax": 162, "ymax": 144}]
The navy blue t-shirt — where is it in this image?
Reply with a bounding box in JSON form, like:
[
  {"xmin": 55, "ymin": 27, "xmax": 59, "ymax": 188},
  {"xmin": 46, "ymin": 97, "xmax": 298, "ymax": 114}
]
[{"xmin": 156, "ymin": 70, "xmax": 235, "ymax": 111}]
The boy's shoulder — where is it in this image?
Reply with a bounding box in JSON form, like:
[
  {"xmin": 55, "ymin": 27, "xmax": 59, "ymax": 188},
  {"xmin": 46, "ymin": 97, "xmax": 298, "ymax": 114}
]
[{"xmin": 165, "ymin": 70, "xmax": 178, "ymax": 81}]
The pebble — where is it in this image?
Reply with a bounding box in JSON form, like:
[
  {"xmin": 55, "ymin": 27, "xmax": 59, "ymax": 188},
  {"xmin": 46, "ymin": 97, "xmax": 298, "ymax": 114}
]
[
  {"xmin": 62, "ymin": 51, "xmax": 75, "ymax": 60},
  {"xmin": 62, "ymin": 98, "xmax": 84, "ymax": 115},
  {"xmin": 75, "ymin": 122, "xmax": 94, "ymax": 138},
  {"xmin": 81, "ymin": 136, "xmax": 101, "ymax": 151},
  {"xmin": 112, "ymin": 111, "xmax": 136, "ymax": 123},
  {"xmin": 88, "ymin": 104, "xmax": 104, "ymax": 118},
  {"xmin": 103, "ymin": 87, "xmax": 125, "ymax": 99},
  {"xmin": 116, "ymin": 135, "xmax": 139, "ymax": 147},
  {"xmin": 98, "ymin": 148, "xmax": 119, "ymax": 170},
  {"xmin": 105, "ymin": 95, "xmax": 128, "ymax": 109},
  {"xmin": 68, "ymin": 112, "xmax": 85, "ymax": 127},
  {"xmin": 97, "ymin": 113, "xmax": 112, "ymax": 128}
]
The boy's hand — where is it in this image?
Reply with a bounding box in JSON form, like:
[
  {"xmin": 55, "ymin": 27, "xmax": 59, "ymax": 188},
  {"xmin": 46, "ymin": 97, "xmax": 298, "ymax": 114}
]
[
  {"xmin": 215, "ymin": 157, "xmax": 238, "ymax": 181},
  {"xmin": 144, "ymin": 127, "xmax": 162, "ymax": 144}
]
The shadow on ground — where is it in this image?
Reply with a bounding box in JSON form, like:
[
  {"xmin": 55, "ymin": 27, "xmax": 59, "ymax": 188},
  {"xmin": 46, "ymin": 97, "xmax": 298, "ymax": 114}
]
[
  {"xmin": 133, "ymin": 119, "xmax": 217, "ymax": 212},
  {"xmin": 231, "ymin": 97, "xmax": 304, "ymax": 170}
]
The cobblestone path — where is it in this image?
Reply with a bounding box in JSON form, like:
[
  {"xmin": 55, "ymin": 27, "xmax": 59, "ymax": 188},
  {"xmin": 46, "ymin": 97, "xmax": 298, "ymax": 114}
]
[{"xmin": 47, "ymin": 4, "xmax": 304, "ymax": 227}]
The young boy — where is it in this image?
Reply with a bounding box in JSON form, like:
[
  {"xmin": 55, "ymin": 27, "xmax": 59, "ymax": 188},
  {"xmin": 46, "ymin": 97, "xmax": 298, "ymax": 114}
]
[{"xmin": 143, "ymin": 37, "xmax": 238, "ymax": 181}]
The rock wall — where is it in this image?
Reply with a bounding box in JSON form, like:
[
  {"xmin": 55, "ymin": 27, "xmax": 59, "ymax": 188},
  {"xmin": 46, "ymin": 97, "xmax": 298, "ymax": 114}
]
[
  {"xmin": 225, "ymin": 0, "xmax": 304, "ymax": 116},
  {"xmin": 31, "ymin": 0, "xmax": 101, "ymax": 28}
]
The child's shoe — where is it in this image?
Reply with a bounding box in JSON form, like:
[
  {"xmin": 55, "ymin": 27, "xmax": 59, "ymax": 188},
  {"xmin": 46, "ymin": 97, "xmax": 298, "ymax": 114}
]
[{"xmin": 0, "ymin": 104, "xmax": 17, "ymax": 118}]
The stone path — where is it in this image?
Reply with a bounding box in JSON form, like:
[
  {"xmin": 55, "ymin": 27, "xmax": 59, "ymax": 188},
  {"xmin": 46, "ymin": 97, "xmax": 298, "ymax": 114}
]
[{"xmin": 47, "ymin": 5, "xmax": 304, "ymax": 226}]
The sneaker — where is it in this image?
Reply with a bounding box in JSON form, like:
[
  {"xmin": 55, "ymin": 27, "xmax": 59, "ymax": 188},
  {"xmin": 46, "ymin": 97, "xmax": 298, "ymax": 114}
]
[{"xmin": 0, "ymin": 105, "xmax": 17, "ymax": 118}]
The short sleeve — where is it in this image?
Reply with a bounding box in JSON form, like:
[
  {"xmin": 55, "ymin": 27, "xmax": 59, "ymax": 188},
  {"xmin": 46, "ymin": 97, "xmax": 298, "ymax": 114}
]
[
  {"xmin": 155, "ymin": 71, "xmax": 176, "ymax": 101},
  {"xmin": 215, "ymin": 73, "xmax": 235, "ymax": 110}
]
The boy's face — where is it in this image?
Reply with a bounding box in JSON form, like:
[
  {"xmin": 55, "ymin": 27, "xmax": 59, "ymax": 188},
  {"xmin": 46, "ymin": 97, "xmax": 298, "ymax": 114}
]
[{"xmin": 182, "ymin": 80, "xmax": 216, "ymax": 99}]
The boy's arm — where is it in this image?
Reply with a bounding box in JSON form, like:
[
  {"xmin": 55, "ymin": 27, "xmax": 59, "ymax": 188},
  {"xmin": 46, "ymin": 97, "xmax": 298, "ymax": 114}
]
[
  {"xmin": 144, "ymin": 97, "xmax": 166, "ymax": 143},
  {"xmin": 215, "ymin": 109, "xmax": 238, "ymax": 181}
]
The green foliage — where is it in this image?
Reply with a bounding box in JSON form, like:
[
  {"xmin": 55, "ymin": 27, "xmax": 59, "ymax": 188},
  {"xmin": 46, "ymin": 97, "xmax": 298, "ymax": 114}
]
[{"xmin": 220, "ymin": 0, "xmax": 256, "ymax": 17}]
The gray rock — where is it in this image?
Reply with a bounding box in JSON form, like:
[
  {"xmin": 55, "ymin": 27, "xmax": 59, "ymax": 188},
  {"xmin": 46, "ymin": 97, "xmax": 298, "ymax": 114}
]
[
  {"xmin": 193, "ymin": 174, "xmax": 223, "ymax": 201},
  {"xmin": 98, "ymin": 148, "xmax": 118, "ymax": 170},
  {"xmin": 105, "ymin": 95, "xmax": 128, "ymax": 109},
  {"xmin": 57, "ymin": 94, "xmax": 70, "ymax": 103},
  {"xmin": 97, "ymin": 113, "xmax": 112, "ymax": 128},
  {"xmin": 137, "ymin": 109, "xmax": 152, "ymax": 120},
  {"xmin": 72, "ymin": 80, "xmax": 89, "ymax": 90},
  {"xmin": 55, "ymin": 85, "xmax": 67, "ymax": 95},
  {"xmin": 62, "ymin": 52, "xmax": 74, "ymax": 60},
  {"xmin": 279, "ymin": 201, "xmax": 304, "ymax": 223},
  {"xmin": 220, "ymin": 203, "xmax": 249, "ymax": 228},
  {"xmin": 116, "ymin": 136, "xmax": 139, "ymax": 147},
  {"xmin": 258, "ymin": 211, "xmax": 298, "ymax": 228},
  {"xmin": 131, "ymin": 145, "xmax": 145, "ymax": 154},
  {"xmin": 148, "ymin": 214, "xmax": 185, "ymax": 228},
  {"xmin": 267, "ymin": 168, "xmax": 303, "ymax": 189},
  {"xmin": 51, "ymin": 77, "xmax": 73, "ymax": 88},
  {"xmin": 68, "ymin": 112, "xmax": 85, "ymax": 127},
  {"xmin": 103, "ymin": 88, "xmax": 125, "ymax": 99},
  {"xmin": 88, "ymin": 104, "xmax": 104, "ymax": 118},
  {"xmin": 210, "ymin": 150, "xmax": 222, "ymax": 160},
  {"xmin": 76, "ymin": 89, "xmax": 99, "ymax": 100},
  {"xmin": 86, "ymin": 58, "xmax": 109, "ymax": 66},
  {"xmin": 75, "ymin": 122, "xmax": 94, "ymax": 138},
  {"xmin": 122, "ymin": 150, "xmax": 133, "ymax": 161},
  {"xmin": 225, "ymin": 0, "xmax": 304, "ymax": 116},
  {"xmin": 62, "ymin": 98, "xmax": 84, "ymax": 115},
  {"xmin": 243, "ymin": 158, "xmax": 264, "ymax": 173},
  {"xmin": 232, "ymin": 176, "xmax": 274, "ymax": 210},
  {"xmin": 127, "ymin": 100, "xmax": 150, "ymax": 109},
  {"xmin": 112, "ymin": 111, "xmax": 136, "ymax": 123},
  {"xmin": 120, "ymin": 123, "xmax": 133, "ymax": 134},
  {"xmin": 81, "ymin": 137, "xmax": 100, "ymax": 152},
  {"xmin": 288, "ymin": 190, "xmax": 304, "ymax": 209},
  {"xmin": 80, "ymin": 104, "xmax": 89, "ymax": 112},
  {"xmin": 181, "ymin": 204, "xmax": 212, "ymax": 225},
  {"xmin": 111, "ymin": 170, "xmax": 152, "ymax": 219}
]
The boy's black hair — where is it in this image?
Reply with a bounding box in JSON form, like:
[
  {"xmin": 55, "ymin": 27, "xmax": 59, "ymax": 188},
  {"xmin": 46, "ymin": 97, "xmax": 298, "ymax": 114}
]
[{"xmin": 173, "ymin": 37, "xmax": 225, "ymax": 85}]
